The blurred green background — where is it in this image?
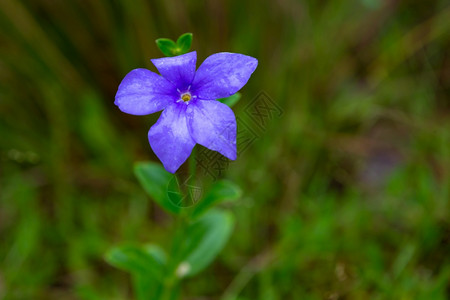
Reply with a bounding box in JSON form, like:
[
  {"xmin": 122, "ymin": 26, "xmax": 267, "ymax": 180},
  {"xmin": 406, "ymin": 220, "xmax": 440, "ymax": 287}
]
[{"xmin": 1, "ymin": 0, "xmax": 449, "ymax": 299}]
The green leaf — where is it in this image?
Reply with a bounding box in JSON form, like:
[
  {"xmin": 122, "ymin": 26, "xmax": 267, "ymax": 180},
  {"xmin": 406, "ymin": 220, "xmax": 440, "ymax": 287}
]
[
  {"xmin": 191, "ymin": 180, "xmax": 242, "ymax": 219},
  {"xmin": 176, "ymin": 209, "xmax": 234, "ymax": 277},
  {"xmin": 134, "ymin": 162, "xmax": 181, "ymax": 214},
  {"xmin": 156, "ymin": 33, "xmax": 193, "ymax": 56},
  {"xmin": 176, "ymin": 33, "xmax": 193, "ymax": 54},
  {"xmin": 105, "ymin": 245, "xmax": 165, "ymax": 278},
  {"xmin": 218, "ymin": 93, "xmax": 241, "ymax": 107},
  {"xmin": 144, "ymin": 244, "xmax": 167, "ymax": 266},
  {"xmin": 105, "ymin": 244, "xmax": 167, "ymax": 300},
  {"xmin": 155, "ymin": 38, "xmax": 178, "ymax": 57}
]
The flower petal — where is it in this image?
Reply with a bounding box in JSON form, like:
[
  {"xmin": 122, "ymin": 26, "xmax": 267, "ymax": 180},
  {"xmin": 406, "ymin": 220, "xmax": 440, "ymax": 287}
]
[
  {"xmin": 186, "ymin": 100, "xmax": 236, "ymax": 160},
  {"xmin": 115, "ymin": 68, "xmax": 176, "ymax": 115},
  {"xmin": 192, "ymin": 52, "xmax": 258, "ymax": 99},
  {"xmin": 151, "ymin": 51, "xmax": 197, "ymax": 90},
  {"xmin": 148, "ymin": 104, "xmax": 195, "ymax": 173}
]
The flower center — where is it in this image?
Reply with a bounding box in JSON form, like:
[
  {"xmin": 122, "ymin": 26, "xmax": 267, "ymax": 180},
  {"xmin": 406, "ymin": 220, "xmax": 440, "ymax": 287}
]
[{"xmin": 181, "ymin": 93, "xmax": 191, "ymax": 102}]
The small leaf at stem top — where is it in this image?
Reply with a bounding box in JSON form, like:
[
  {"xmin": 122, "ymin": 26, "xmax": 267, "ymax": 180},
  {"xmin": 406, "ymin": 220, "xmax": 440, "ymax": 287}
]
[
  {"xmin": 176, "ymin": 33, "xmax": 193, "ymax": 54},
  {"xmin": 155, "ymin": 38, "xmax": 178, "ymax": 57}
]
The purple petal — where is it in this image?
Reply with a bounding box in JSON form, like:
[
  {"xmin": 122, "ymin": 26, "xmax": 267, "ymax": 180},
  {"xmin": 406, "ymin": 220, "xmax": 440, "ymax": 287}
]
[
  {"xmin": 192, "ymin": 52, "xmax": 258, "ymax": 99},
  {"xmin": 148, "ymin": 104, "xmax": 195, "ymax": 173},
  {"xmin": 186, "ymin": 100, "xmax": 236, "ymax": 160},
  {"xmin": 115, "ymin": 68, "xmax": 176, "ymax": 115},
  {"xmin": 151, "ymin": 51, "xmax": 197, "ymax": 90}
]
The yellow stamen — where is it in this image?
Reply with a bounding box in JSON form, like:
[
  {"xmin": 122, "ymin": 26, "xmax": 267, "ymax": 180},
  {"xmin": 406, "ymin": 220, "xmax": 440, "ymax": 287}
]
[{"xmin": 181, "ymin": 93, "xmax": 191, "ymax": 102}]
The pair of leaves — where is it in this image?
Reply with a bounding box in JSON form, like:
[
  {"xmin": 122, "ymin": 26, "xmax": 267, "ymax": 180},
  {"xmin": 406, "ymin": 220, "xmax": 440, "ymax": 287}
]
[
  {"xmin": 105, "ymin": 210, "xmax": 234, "ymax": 292},
  {"xmin": 134, "ymin": 162, "xmax": 241, "ymax": 217},
  {"xmin": 156, "ymin": 33, "xmax": 193, "ymax": 57},
  {"xmin": 113, "ymin": 162, "xmax": 239, "ymax": 296}
]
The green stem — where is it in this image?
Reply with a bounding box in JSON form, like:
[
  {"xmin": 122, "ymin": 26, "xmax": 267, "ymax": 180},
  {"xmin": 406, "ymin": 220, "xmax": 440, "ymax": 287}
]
[
  {"xmin": 158, "ymin": 149, "xmax": 197, "ymax": 300},
  {"xmin": 159, "ymin": 279, "xmax": 175, "ymax": 300},
  {"xmin": 189, "ymin": 146, "xmax": 196, "ymax": 186}
]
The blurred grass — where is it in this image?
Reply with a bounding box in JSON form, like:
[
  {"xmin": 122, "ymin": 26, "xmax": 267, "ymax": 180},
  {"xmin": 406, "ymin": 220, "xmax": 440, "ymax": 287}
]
[{"xmin": 0, "ymin": 0, "xmax": 449, "ymax": 299}]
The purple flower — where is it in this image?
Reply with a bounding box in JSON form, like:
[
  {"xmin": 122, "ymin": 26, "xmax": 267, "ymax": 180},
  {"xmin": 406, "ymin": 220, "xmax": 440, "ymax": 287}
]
[{"xmin": 115, "ymin": 51, "xmax": 258, "ymax": 173}]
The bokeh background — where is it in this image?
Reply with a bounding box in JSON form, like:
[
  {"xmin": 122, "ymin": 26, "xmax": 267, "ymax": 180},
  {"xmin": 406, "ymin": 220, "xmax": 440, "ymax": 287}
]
[{"xmin": 1, "ymin": 0, "xmax": 449, "ymax": 299}]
